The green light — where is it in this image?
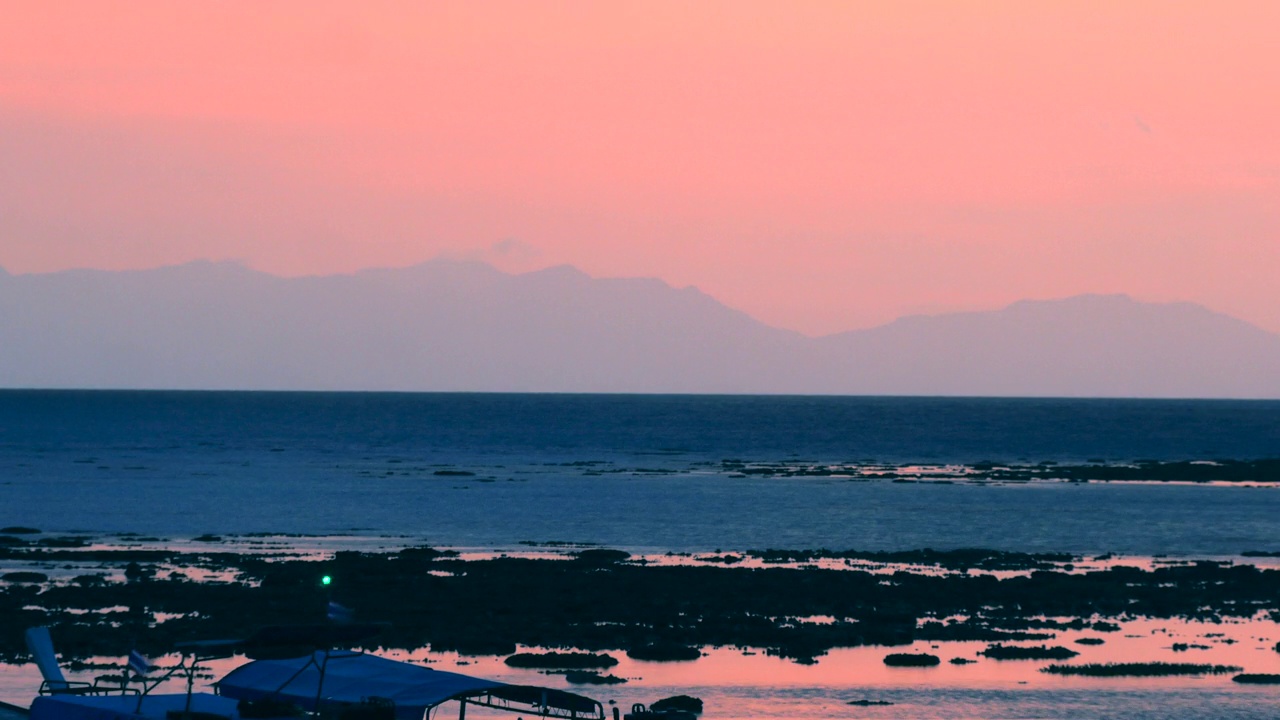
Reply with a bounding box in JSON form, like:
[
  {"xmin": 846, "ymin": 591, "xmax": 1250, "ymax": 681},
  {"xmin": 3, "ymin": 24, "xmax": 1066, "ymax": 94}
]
[{"xmin": 321, "ymin": 575, "xmax": 332, "ymax": 586}]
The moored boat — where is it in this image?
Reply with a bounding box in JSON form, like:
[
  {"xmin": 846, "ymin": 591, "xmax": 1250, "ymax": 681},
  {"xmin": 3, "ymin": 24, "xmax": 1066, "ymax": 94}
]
[{"xmin": 23, "ymin": 626, "xmax": 605, "ymax": 720}]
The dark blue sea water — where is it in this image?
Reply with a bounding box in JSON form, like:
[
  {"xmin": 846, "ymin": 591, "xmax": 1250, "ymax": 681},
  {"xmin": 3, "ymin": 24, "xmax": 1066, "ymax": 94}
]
[{"xmin": 3, "ymin": 391, "xmax": 1279, "ymax": 554}]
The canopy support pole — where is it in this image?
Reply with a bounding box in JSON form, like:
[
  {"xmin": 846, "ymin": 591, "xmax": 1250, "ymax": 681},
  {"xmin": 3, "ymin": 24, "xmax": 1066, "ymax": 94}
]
[{"xmin": 312, "ymin": 652, "xmax": 331, "ymax": 717}]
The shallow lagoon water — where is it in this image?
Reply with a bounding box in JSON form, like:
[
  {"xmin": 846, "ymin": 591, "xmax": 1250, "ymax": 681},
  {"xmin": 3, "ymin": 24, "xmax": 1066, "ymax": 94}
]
[{"xmin": 3, "ymin": 615, "xmax": 1278, "ymax": 718}]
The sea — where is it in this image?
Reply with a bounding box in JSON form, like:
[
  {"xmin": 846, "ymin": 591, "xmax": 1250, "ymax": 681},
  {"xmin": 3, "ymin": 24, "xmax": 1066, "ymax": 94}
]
[
  {"xmin": 3, "ymin": 391, "xmax": 1280, "ymax": 718},
  {"xmin": 2, "ymin": 391, "xmax": 1279, "ymax": 555}
]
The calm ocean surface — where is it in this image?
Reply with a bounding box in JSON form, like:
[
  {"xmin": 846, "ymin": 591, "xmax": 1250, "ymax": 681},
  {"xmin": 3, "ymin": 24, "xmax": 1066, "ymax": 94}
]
[
  {"xmin": 4, "ymin": 391, "xmax": 1280, "ymax": 717},
  {"xmin": 4, "ymin": 391, "xmax": 1279, "ymax": 554}
]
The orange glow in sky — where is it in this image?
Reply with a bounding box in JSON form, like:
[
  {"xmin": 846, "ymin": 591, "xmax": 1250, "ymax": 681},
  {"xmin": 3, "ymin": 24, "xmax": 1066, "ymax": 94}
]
[{"xmin": 1, "ymin": 2, "xmax": 1277, "ymax": 335}]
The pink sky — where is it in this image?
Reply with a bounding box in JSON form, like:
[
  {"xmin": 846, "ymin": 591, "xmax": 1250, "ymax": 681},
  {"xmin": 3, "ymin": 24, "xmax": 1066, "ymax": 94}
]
[{"xmin": 1, "ymin": 2, "xmax": 1277, "ymax": 335}]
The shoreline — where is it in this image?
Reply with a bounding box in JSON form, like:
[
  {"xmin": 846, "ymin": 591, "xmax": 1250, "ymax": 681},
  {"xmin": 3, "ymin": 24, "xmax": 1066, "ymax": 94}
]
[{"xmin": 6, "ymin": 529, "xmax": 1280, "ymax": 567}]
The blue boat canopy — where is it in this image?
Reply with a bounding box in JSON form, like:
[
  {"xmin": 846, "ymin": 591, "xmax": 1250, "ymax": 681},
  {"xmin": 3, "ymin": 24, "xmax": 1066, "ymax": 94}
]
[{"xmin": 216, "ymin": 651, "xmax": 603, "ymax": 720}]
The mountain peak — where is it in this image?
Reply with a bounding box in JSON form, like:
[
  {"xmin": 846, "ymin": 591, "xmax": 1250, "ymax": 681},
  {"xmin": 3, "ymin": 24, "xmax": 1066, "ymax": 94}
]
[
  {"xmin": 0, "ymin": 264, "xmax": 1275, "ymax": 396},
  {"xmin": 520, "ymin": 264, "xmax": 591, "ymax": 280}
]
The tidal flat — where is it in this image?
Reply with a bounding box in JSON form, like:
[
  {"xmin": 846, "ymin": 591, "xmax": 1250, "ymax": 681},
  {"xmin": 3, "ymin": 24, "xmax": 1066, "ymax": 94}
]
[
  {"xmin": 2, "ymin": 538, "xmax": 1279, "ymax": 665},
  {"xmin": 4, "ymin": 537, "xmax": 1280, "ymax": 718}
]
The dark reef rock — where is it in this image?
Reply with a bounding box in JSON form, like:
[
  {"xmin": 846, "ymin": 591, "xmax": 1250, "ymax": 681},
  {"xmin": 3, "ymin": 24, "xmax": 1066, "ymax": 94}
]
[
  {"xmin": 396, "ymin": 547, "xmax": 457, "ymax": 564},
  {"xmin": 1233, "ymin": 674, "xmax": 1280, "ymax": 684},
  {"xmin": 3, "ymin": 545, "xmax": 1279, "ymax": 667},
  {"xmin": 628, "ymin": 643, "xmax": 702, "ymax": 662},
  {"xmin": 980, "ymin": 644, "xmax": 1079, "ymax": 660},
  {"xmin": 36, "ymin": 536, "xmax": 90, "ymax": 548},
  {"xmin": 1042, "ymin": 662, "xmax": 1241, "ymax": 677},
  {"xmin": 505, "ymin": 652, "xmax": 618, "ymax": 669},
  {"xmin": 1, "ymin": 571, "xmax": 48, "ymax": 583},
  {"xmin": 123, "ymin": 562, "xmax": 156, "ymax": 581},
  {"xmin": 650, "ymin": 696, "xmax": 703, "ymax": 713},
  {"xmin": 563, "ymin": 671, "xmax": 626, "ymax": 685},
  {"xmin": 745, "ymin": 547, "xmax": 1073, "ymax": 571},
  {"xmin": 574, "ymin": 549, "xmax": 631, "ymax": 565},
  {"xmin": 883, "ymin": 653, "xmax": 940, "ymax": 667}
]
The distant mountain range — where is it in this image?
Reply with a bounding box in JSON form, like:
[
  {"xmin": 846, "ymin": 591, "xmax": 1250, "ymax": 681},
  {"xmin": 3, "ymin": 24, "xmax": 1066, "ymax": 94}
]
[{"xmin": 2, "ymin": 260, "xmax": 1278, "ymax": 397}]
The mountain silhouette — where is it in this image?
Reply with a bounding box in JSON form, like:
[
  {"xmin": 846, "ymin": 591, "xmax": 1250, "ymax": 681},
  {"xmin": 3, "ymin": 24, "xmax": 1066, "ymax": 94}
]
[
  {"xmin": 1, "ymin": 260, "xmax": 1277, "ymax": 397},
  {"xmin": 812, "ymin": 295, "xmax": 1280, "ymax": 397}
]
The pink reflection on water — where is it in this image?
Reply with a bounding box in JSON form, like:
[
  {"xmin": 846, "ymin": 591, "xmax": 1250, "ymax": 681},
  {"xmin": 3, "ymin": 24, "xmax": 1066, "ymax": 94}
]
[{"xmin": 3, "ymin": 613, "xmax": 1278, "ymax": 720}]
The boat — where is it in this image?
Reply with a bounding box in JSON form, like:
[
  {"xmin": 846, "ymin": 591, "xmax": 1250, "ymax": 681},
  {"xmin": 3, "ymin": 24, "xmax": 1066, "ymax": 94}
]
[
  {"xmin": 217, "ymin": 649, "xmax": 605, "ymax": 719},
  {"xmin": 23, "ymin": 625, "xmax": 606, "ymax": 720}
]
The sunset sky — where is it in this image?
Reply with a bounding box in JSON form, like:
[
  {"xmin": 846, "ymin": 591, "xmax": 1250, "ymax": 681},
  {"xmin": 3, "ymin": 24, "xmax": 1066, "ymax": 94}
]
[{"xmin": 1, "ymin": 2, "xmax": 1277, "ymax": 335}]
